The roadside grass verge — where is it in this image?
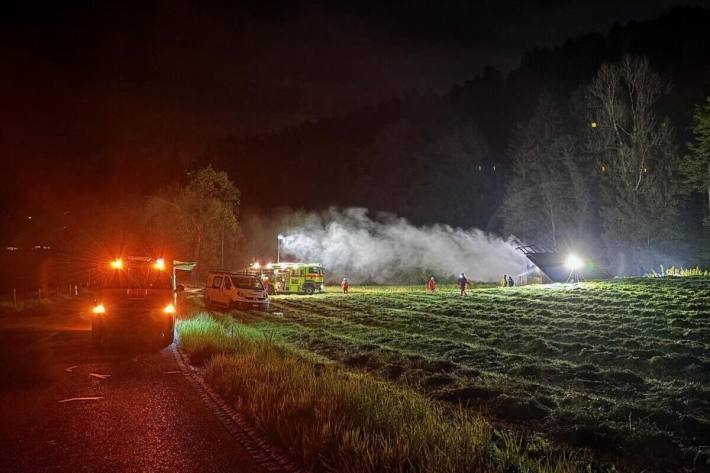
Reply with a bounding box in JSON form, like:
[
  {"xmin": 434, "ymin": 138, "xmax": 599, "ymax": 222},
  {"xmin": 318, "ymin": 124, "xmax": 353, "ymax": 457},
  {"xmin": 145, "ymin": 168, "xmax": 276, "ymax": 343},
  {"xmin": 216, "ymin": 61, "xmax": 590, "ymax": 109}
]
[{"xmin": 179, "ymin": 314, "xmax": 580, "ymax": 473}]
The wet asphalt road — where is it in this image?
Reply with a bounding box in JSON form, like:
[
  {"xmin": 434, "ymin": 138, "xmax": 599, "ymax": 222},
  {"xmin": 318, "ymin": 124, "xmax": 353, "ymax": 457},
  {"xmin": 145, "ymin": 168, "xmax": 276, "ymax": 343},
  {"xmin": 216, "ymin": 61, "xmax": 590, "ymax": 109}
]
[{"xmin": 0, "ymin": 302, "xmax": 268, "ymax": 473}]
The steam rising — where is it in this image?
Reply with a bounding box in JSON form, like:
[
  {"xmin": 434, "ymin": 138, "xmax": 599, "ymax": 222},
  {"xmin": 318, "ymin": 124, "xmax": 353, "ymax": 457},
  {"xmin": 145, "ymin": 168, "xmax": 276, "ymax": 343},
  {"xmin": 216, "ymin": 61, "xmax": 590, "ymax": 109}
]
[{"xmin": 273, "ymin": 208, "xmax": 527, "ymax": 283}]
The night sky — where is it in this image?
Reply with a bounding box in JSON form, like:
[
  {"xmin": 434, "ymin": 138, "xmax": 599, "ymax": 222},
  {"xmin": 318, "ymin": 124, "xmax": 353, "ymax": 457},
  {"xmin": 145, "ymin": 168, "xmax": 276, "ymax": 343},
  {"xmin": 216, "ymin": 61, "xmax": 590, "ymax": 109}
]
[{"xmin": 0, "ymin": 0, "xmax": 696, "ymax": 213}]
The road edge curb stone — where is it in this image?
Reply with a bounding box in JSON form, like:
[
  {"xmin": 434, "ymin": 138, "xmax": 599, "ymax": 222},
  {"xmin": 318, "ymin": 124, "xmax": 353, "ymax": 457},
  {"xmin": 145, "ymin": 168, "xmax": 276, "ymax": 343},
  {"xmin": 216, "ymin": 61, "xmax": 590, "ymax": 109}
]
[{"xmin": 171, "ymin": 343, "xmax": 306, "ymax": 473}]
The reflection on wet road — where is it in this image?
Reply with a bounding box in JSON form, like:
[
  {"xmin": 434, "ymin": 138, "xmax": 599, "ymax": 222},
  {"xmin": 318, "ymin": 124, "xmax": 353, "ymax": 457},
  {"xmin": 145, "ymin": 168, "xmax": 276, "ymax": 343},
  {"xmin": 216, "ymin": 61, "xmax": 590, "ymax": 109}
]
[{"xmin": 0, "ymin": 302, "xmax": 266, "ymax": 472}]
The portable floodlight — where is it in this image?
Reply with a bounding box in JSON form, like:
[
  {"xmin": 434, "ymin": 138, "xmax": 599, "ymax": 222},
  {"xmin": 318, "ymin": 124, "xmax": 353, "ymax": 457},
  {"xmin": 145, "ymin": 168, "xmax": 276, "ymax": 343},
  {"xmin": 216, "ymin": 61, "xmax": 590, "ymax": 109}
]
[
  {"xmin": 565, "ymin": 254, "xmax": 583, "ymax": 271},
  {"xmin": 565, "ymin": 254, "xmax": 583, "ymax": 283}
]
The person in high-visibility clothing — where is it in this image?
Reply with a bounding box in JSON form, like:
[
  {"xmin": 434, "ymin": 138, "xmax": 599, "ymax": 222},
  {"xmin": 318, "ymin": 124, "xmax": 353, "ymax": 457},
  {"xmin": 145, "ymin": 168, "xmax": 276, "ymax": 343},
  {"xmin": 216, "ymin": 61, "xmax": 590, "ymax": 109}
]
[
  {"xmin": 457, "ymin": 272, "xmax": 469, "ymax": 296},
  {"xmin": 427, "ymin": 275, "xmax": 437, "ymax": 293},
  {"xmin": 341, "ymin": 278, "xmax": 349, "ymax": 294}
]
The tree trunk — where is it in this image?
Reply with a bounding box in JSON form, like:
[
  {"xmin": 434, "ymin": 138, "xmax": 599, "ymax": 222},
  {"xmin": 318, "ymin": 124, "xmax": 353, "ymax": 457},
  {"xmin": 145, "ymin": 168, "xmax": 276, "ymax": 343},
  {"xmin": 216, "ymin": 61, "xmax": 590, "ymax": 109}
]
[{"xmin": 545, "ymin": 195, "xmax": 557, "ymax": 249}]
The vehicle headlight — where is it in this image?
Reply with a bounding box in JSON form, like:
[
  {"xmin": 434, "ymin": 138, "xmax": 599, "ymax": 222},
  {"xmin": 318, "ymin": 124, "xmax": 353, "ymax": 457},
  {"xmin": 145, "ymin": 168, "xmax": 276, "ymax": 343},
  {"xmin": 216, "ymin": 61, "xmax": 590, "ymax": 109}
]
[
  {"xmin": 163, "ymin": 303, "xmax": 176, "ymax": 314},
  {"xmin": 92, "ymin": 304, "xmax": 106, "ymax": 314}
]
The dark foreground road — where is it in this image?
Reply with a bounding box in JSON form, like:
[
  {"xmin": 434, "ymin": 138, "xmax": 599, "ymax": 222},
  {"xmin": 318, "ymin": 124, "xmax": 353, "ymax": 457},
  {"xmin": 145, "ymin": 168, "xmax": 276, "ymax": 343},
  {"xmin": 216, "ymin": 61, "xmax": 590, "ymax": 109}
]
[{"xmin": 0, "ymin": 301, "xmax": 268, "ymax": 473}]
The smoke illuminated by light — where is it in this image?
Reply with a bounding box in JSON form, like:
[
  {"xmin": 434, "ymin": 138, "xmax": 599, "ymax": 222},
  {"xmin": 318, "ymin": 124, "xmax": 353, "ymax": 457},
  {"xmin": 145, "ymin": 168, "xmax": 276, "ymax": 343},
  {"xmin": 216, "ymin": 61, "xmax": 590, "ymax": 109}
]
[{"xmin": 275, "ymin": 208, "xmax": 527, "ymax": 283}]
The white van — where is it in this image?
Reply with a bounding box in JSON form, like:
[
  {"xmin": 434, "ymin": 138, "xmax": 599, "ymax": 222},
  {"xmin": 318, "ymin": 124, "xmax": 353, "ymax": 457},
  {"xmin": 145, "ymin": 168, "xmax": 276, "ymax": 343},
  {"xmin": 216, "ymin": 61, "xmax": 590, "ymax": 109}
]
[{"xmin": 204, "ymin": 271, "xmax": 270, "ymax": 310}]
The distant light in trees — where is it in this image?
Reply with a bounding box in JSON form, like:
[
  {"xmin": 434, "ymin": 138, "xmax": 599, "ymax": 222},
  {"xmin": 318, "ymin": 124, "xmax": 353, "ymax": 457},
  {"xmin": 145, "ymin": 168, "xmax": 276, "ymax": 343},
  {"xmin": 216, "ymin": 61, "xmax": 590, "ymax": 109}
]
[
  {"xmin": 600, "ymin": 164, "xmax": 607, "ymax": 172},
  {"xmin": 591, "ymin": 122, "xmax": 598, "ymax": 128}
]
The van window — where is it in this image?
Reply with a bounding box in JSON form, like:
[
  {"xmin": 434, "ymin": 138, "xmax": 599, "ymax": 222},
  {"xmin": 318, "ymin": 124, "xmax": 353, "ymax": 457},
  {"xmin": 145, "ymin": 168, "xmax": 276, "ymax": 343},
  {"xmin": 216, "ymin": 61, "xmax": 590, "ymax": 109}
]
[
  {"xmin": 212, "ymin": 276, "xmax": 223, "ymax": 288},
  {"xmin": 232, "ymin": 276, "xmax": 264, "ymax": 290},
  {"xmin": 309, "ymin": 267, "xmax": 321, "ymax": 274},
  {"xmin": 225, "ymin": 278, "xmax": 232, "ymax": 290}
]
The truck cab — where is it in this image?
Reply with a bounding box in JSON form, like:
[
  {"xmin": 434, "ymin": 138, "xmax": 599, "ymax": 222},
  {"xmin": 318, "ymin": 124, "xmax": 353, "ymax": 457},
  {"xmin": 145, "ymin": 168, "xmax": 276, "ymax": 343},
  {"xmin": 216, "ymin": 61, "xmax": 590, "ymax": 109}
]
[{"xmin": 89, "ymin": 257, "xmax": 182, "ymax": 347}]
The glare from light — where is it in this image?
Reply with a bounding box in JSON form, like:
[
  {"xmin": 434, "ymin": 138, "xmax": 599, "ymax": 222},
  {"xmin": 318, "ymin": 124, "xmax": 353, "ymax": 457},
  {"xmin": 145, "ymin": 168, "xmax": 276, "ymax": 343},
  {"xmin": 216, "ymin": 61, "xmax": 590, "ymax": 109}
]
[
  {"xmin": 565, "ymin": 254, "xmax": 583, "ymax": 271},
  {"xmin": 252, "ymin": 262, "xmax": 261, "ymax": 270},
  {"xmin": 110, "ymin": 258, "xmax": 123, "ymax": 269},
  {"xmin": 92, "ymin": 304, "xmax": 106, "ymax": 314},
  {"xmin": 163, "ymin": 303, "xmax": 176, "ymax": 314},
  {"xmin": 266, "ymin": 262, "xmax": 273, "ymax": 269},
  {"xmin": 153, "ymin": 258, "xmax": 166, "ymax": 270},
  {"xmin": 277, "ymin": 233, "xmax": 285, "ymax": 241}
]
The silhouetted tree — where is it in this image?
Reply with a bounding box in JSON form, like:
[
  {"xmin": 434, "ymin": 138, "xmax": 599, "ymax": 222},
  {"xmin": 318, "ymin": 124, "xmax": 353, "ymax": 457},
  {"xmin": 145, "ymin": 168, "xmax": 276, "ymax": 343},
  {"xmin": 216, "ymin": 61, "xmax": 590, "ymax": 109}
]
[
  {"xmin": 585, "ymin": 56, "xmax": 680, "ymax": 271},
  {"xmin": 501, "ymin": 95, "xmax": 590, "ymax": 248},
  {"xmin": 679, "ymin": 97, "xmax": 710, "ymax": 263},
  {"xmin": 680, "ymin": 97, "xmax": 710, "ymax": 227},
  {"xmin": 145, "ymin": 165, "xmax": 240, "ymax": 276}
]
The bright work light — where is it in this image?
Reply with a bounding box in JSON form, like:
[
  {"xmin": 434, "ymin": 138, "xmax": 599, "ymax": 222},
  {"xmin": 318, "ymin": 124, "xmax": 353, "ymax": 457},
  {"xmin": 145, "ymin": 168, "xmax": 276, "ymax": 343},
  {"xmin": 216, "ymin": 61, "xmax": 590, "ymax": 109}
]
[
  {"xmin": 163, "ymin": 303, "xmax": 176, "ymax": 314},
  {"xmin": 565, "ymin": 254, "xmax": 583, "ymax": 271},
  {"xmin": 153, "ymin": 258, "xmax": 166, "ymax": 270},
  {"xmin": 110, "ymin": 258, "xmax": 123, "ymax": 269},
  {"xmin": 92, "ymin": 304, "xmax": 106, "ymax": 314}
]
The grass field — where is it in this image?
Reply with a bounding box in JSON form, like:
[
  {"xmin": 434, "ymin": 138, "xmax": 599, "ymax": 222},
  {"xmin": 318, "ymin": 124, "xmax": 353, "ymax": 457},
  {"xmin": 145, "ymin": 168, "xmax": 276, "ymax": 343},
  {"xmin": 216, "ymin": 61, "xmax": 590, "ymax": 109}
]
[{"xmin": 181, "ymin": 278, "xmax": 710, "ymax": 472}]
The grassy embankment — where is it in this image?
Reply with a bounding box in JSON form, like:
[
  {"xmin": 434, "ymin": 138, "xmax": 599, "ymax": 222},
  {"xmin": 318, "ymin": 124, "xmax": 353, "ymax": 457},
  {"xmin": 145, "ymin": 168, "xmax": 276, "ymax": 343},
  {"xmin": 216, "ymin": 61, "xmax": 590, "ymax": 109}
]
[{"xmin": 179, "ymin": 313, "xmax": 580, "ymax": 473}]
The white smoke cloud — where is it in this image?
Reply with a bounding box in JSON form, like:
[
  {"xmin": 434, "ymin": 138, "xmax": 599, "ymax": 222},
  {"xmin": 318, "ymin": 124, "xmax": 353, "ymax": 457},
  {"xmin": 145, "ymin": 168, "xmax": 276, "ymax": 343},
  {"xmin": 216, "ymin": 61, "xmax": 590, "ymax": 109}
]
[{"xmin": 276, "ymin": 208, "xmax": 527, "ymax": 283}]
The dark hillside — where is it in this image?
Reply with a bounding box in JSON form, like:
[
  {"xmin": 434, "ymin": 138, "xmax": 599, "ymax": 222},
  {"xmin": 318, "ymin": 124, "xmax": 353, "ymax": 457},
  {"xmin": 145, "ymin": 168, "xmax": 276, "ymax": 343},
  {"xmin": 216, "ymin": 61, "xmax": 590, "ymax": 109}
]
[{"xmin": 212, "ymin": 6, "xmax": 710, "ymax": 229}]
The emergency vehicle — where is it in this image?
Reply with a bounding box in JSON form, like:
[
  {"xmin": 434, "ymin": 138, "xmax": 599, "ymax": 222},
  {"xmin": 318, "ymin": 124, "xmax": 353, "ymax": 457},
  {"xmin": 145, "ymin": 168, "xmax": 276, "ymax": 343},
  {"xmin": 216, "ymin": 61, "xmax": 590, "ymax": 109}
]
[
  {"xmin": 204, "ymin": 271, "xmax": 270, "ymax": 310},
  {"xmin": 89, "ymin": 256, "xmax": 186, "ymax": 347},
  {"xmin": 250, "ymin": 262, "xmax": 325, "ymax": 295}
]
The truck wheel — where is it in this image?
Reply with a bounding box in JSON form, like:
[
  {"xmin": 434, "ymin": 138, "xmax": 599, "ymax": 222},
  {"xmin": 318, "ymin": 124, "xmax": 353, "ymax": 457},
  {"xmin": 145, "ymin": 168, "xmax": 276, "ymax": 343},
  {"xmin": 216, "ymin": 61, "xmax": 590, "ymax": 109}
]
[
  {"xmin": 162, "ymin": 321, "xmax": 175, "ymax": 346},
  {"xmin": 304, "ymin": 284, "xmax": 315, "ymax": 295},
  {"xmin": 91, "ymin": 320, "xmax": 106, "ymax": 347}
]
